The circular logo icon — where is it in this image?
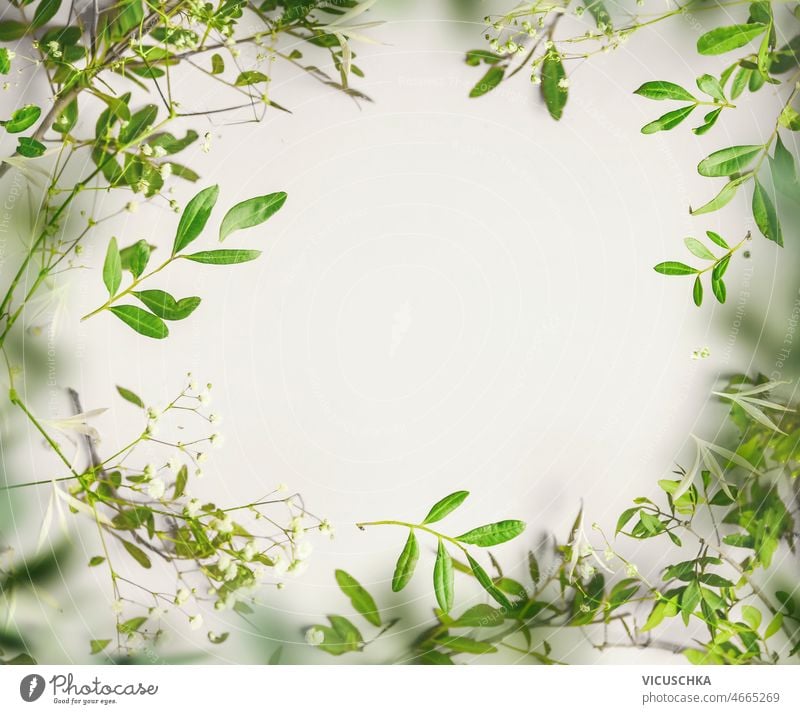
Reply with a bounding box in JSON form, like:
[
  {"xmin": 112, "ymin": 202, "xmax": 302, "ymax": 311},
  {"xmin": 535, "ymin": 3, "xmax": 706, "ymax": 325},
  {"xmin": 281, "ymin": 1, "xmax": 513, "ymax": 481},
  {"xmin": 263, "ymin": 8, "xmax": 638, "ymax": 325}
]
[{"xmin": 19, "ymin": 674, "xmax": 45, "ymax": 703}]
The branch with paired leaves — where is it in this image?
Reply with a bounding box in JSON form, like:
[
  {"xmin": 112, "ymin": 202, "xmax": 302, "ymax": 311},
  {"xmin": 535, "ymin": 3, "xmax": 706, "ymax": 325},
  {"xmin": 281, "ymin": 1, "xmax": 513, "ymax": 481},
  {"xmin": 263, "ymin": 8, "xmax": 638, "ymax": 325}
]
[
  {"xmin": 82, "ymin": 186, "xmax": 286, "ymax": 338},
  {"xmin": 305, "ymin": 375, "xmax": 800, "ymax": 664}
]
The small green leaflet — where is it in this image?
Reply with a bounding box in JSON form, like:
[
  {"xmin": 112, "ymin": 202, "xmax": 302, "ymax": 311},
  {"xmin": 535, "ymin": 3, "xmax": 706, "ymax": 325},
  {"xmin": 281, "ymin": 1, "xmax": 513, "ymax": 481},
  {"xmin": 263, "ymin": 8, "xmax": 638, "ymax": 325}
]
[
  {"xmin": 1, "ymin": 105, "xmax": 42, "ymax": 133},
  {"xmin": 119, "ymin": 104, "xmax": 158, "ymax": 144},
  {"xmin": 391, "ymin": 530, "xmax": 419, "ymax": 592},
  {"xmin": 633, "ymin": 81, "xmax": 696, "ymax": 102},
  {"xmin": 90, "ymin": 639, "xmax": 111, "ymax": 655},
  {"xmin": 0, "ymin": 48, "xmax": 11, "ymax": 74},
  {"xmin": 695, "ymin": 74, "xmax": 725, "ymax": 102},
  {"xmin": 109, "ymin": 305, "xmax": 169, "ymax": 339},
  {"xmin": 752, "ymin": 179, "xmax": 783, "ymax": 246},
  {"xmin": 174, "ymin": 465, "xmax": 188, "ymax": 499},
  {"xmin": 16, "ymin": 137, "xmax": 46, "ymax": 158},
  {"xmin": 690, "ymin": 175, "xmax": 750, "ymax": 215},
  {"xmin": 184, "ymin": 249, "xmax": 261, "ymax": 265},
  {"xmin": 433, "ymin": 539, "xmax": 454, "ymax": 613},
  {"xmin": 173, "ymin": 185, "xmax": 220, "ymax": 254},
  {"xmin": 684, "ymin": 237, "xmax": 716, "ymax": 260},
  {"xmin": 422, "ymin": 490, "xmax": 469, "ymax": 524},
  {"xmin": 697, "ymin": 23, "xmax": 767, "ymax": 55},
  {"xmin": 335, "ymin": 569, "xmax": 381, "ymax": 627},
  {"xmin": 453, "ymin": 603, "xmax": 505, "ymax": 627},
  {"xmin": 103, "ymin": 237, "xmax": 122, "ymax": 295},
  {"xmin": 641, "ymin": 105, "xmax": 694, "ymax": 134},
  {"xmin": 697, "ymin": 145, "xmax": 762, "ymax": 177},
  {"xmin": 119, "ymin": 239, "xmax": 152, "ymax": 277},
  {"xmin": 116, "ymin": 385, "xmax": 144, "ymax": 408},
  {"xmin": 770, "ymin": 134, "xmax": 799, "ymax": 200},
  {"xmin": 134, "ymin": 289, "xmax": 201, "ymax": 320},
  {"xmin": 235, "ymin": 71, "xmax": 269, "ymax": 86},
  {"xmin": 33, "ymin": 0, "xmax": 62, "ymax": 29},
  {"xmin": 122, "ymin": 540, "xmax": 152, "ymax": 569},
  {"xmin": 541, "ymin": 52, "xmax": 567, "ymax": 120},
  {"xmin": 466, "ymin": 553, "xmax": 512, "ymax": 610},
  {"xmin": 455, "ymin": 519, "xmax": 526, "ymax": 546},
  {"xmin": 653, "ymin": 262, "xmax": 698, "ymax": 276},
  {"xmin": 469, "ymin": 66, "xmax": 504, "ymax": 98},
  {"xmin": 219, "ymin": 191, "xmax": 287, "ymax": 241}
]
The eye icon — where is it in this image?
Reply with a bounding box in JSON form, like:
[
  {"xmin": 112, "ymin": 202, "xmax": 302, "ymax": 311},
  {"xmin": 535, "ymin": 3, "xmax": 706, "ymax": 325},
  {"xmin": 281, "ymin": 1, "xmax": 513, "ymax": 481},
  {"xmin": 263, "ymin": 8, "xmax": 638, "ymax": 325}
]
[{"xmin": 19, "ymin": 674, "xmax": 45, "ymax": 703}]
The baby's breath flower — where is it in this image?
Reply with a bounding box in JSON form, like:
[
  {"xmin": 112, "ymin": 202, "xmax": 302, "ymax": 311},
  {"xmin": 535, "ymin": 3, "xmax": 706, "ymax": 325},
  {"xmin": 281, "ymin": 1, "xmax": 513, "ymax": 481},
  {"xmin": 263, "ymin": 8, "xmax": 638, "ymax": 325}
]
[
  {"xmin": 626, "ymin": 563, "xmax": 639, "ymax": 577},
  {"xmin": 111, "ymin": 599, "xmax": 124, "ymax": 615},
  {"xmin": 143, "ymin": 464, "xmax": 156, "ymax": 478},
  {"xmin": 295, "ymin": 541, "xmax": 313, "ymax": 560},
  {"xmin": 223, "ymin": 562, "xmax": 238, "ymax": 581},
  {"xmin": 243, "ymin": 541, "xmax": 256, "ymax": 561},
  {"xmin": 209, "ymin": 413, "xmax": 221, "ymax": 424},
  {"xmin": 175, "ymin": 588, "xmax": 190, "ymax": 605},
  {"xmin": 198, "ymin": 390, "xmax": 211, "ymax": 405},
  {"xmin": 125, "ymin": 201, "xmax": 138, "ymax": 213},
  {"xmin": 167, "ymin": 456, "xmax": 180, "ymax": 472},
  {"xmin": 147, "ymin": 477, "xmax": 166, "ymax": 500},
  {"xmin": 197, "ymin": 451, "xmax": 208, "ymax": 464},
  {"xmin": 213, "ymin": 514, "xmax": 233, "ymax": 534},
  {"xmin": 189, "ymin": 614, "xmax": 203, "ymax": 630},
  {"xmin": 276, "ymin": 482, "xmax": 288, "ymax": 493},
  {"xmin": 185, "ymin": 498, "xmax": 201, "ymax": 517},
  {"xmin": 210, "ymin": 432, "xmax": 224, "ymax": 448},
  {"xmin": 305, "ymin": 627, "xmax": 324, "ymax": 646}
]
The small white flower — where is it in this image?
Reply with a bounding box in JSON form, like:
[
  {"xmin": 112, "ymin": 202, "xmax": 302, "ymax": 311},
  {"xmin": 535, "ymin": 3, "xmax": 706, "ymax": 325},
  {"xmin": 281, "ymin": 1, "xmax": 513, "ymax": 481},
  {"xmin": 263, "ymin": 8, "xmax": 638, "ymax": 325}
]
[
  {"xmin": 195, "ymin": 468, "xmax": 204, "ymax": 479},
  {"xmin": 189, "ymin": 614, "xmax": 203, "ymax": 630},
  {"xmin": 153, "ymin": 145, "xmax": 167, "ymax": 158},
  {"xmin": 143, "ymin": 464, "xmax": 156, "ymax": 478},
  {"xmin": 167, "ymin": 456, "xmax": 180, "ymax": 473},
  {"xmin": 188, "ymin": 378, "xmax": 199, "ymax": 391},
  {"xmin": 626, "ymin": 563, "xmax": 639, "ymax": 577},
  {"xmin": 175, "ymin": 588, "xmax": 190, "ymax": 605},
  {"xmin": 276, "ymin": 483, "xmax": 288, "ymax": 493},
  {"xmin": 558, "ymin": 77, "xmax": 570, "ymax": 90},
  {"xmin": 295, "ymin": 541, "xmax": 313, "ymax": 561},
  {"xmin": 242, "ymin": 542, "xmax": 256, "ymax": 561},
  {"xmin": 213, "ymin": 514, "xmax": 233, "ymax": 534},
  {"xmin": 201, "ymin": 132, "xmax": 212, "ymax": 153},
  {"xmin": 272, "ymin": 551, "xmax": 289, "ymax": 576},
  {"xmin": 141, "ymin": 143, "xmax": 153, "ymax": 157},
  {"xmin": 319, "ymin": 519, "xmax": 335, "ymax": 539},
  {"xmin": 209, "ymin": 413, "xmax": 221, "ymax": 424},
  {"xmin": 223, "ymin": 562, "xmax": 238, "ymax": 581},
  {"xmin": 217, "ymin": 552, "xmax": 232, "ymax": 571},
  {"xmin": 305, "ymin": 627, "xmax": 324, "ymax": 646},
  {"xmin": 209, "ymin": 433, "xmax": 224, "ymax": 448},
  {"xmin": 146, "ymin": 406, "xmax": 160, "ymax": 421},
  {"xmin": 198, "ymin": 390, "xmax": 211, "ymax": 405},
  {"xmin": 290, "ymin": 516, "xmax": 305, "ymax": 539},
  {"xmin": 185, "ymin": 498, "xmax": 201, "ymax": 517},
  {"xmin": 111, "ymin": 599, "xmax": 124, "ymax": 615},
  {"xmin": 147, "ymin": 478, "xmax": 166, "ymax": 500},
  {"xmin": 288, "ymin": 560, "xmax": 308, "ymax": 577},
  {"xmin": 197, "ymin": 452, "xmax": 208, "ymax": 464}
]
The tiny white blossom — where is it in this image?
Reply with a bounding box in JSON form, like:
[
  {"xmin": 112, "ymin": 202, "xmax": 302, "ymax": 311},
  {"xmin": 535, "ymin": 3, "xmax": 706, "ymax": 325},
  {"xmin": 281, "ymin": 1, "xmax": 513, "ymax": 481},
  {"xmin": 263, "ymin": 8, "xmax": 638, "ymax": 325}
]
[
  {"xmin": 167, "ymin": 456, "xmax": 180, "ymax": 472},
  {"xmin": 210, "ymin": 433, "xmax": 224, "ymax": 448},
  {"xmin": 146, "ymin": 477, "xmax": 166, "ymax": 500},
  {"xmin": 276, "ymin": 482, "xmax": 288, "ymax": 493},
  {"xmin": 111, "ymin": 599, "xmax": 124, "ymax": 615},
  {"xmin": 305, "ymin": 628, "xmax": 324, "ymax": 646},
  {"xmin": 189, "ymin": 614, "xmax": 203, "ymax": 630},
  {"xmin": 185, "ymin": 498, "xmax": 201, "ymax": 517},
  {"xmin": 209, "ymin": 413, "xmax": 221, "ymax": 424},
  {"xmin": 175, "ymin": 588, "xmax": 190, "ymax": 605},
  {"xmin": 295, "ymin": 541, "xmax": 313, "ymax": 560},
  {"xmin": 198, "ymin": 390, "xmax": 211, "ymax": 405}
]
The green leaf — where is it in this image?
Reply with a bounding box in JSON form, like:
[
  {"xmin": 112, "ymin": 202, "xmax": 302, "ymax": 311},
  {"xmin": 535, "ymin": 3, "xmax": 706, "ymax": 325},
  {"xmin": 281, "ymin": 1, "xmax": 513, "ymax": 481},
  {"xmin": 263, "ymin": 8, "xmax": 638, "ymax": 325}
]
[
  {"xmin": 696, "ymin": 74, "xmax": 725, "ymax": 101},
  {"xmin": 52, "ymin": 98, "xmax": 78, "ymax": 134},
  {"xmin": 741, "ymin": 604, "xmax": 762, "ymax": 630},
  {"xmin": 615, "ymin": 507, "xmax": 640, "ymax": 534},
  {"xmin": 433, "ymin": 539, "xmax": 454, "ymax": 613},
  {"xmin": 653, "ymin": 261, "xmax": 698, "ymax": 276},
  {"xmin": 122, "ymin": 540, "xmax": 152, "ymax": 569},
  {"xmin": 219, "ymin": 191, "xmax": 287, "ymax": 241},
  {"xmin": 706, "ymin": 230, "xmax": 730, "ymax": 249},
  {"xmin": 211, "ymin": 54, "xmax": 224, "ymax": 74},
  {"xmin": 235, "ymin": 70, "xmax": 269, "ymax": 86},
  {"xmin": 118, "ymin": 617, "xmax": 147, "ymax": 635},
  {"xmin": 697, "ymin": 145, "xmax": 762, "ymax": 177},
  {"xmin": 184, "ymin": 249, "xmax": 261, "ymax": 265},
  {"xmin": 90, "ymin": 639, "xmax": 111, "ymax": 655},
  {"xmin": 173, "ymin": 185, "xmax": 220, "ymax": 254},
  {"xmin": 119, "ymin": 104, "xmax": 158, "ymax": 144},
  {"xmin": 770, "ymin": 134, "xmax": 800, "ymax": 200},
  {"xmin": 119, "ymin": 239, "xmax": 151, "ymax": 277},
  {"xmin": 697, "ymin": 24, "xmax": 767, "ymax": 55},
  {"xmin": 693, "ymin": 107, "xmax": 722, "ymax": 136},
  {"xmin": 109, "ymin": 305, "xmax": 169, "ymax": 339},
  {"xmin": 116, "ymin": 385, "xmax": 144, "ymax": 408},
  {"xmin": 641, "ymin": 105, "xmax": 695, "ymax": 134},
  {"xmin": 174, "ymin": 465, "xmax": 188, "ymax": 499},
  {"xmin": 453, "ymin": 603, "xmax": 505, "ymax": 627},
  {"xmin": 465, "ymin": 49, "xmax": 503, "ymax": 66},
  {"xmin": 0, "ymin": 48, "xmax": 11, "ymax": 74},
  {"xmin": 422, "ymin": 490, "xmax": 469, "ymax": 524},
  {"xmin": 684, "ymin": 237, "xmax": 716, "ymax": 260},
  {"xmin": 711, "ymin": 277, "xmax": 727, "ymax": 304},
  {"xmin": 102, "ymin": 237, "xmax": 122, "ymax": 296},
  {"xmin": 779, "ymin": 106, "xmax": 800, "ymax": 131},
  {"xmin": 731, "ymin": 67, "xmax": 750, "ymax": 99},
  {"xmin": 765, "ymin": 612, "xmax": 783, "ymax": 639},
  {"xmin": 434, "ymin": 634, "xmax": 497, "ymax": 654},
  {"xmin": 541, "ymin": 52, "xmax": 567, "ymax": 120},
  {"xmin": 469, "ymin": 66, "xmax": 504, "ymax": 98},
  {"xmin": 1, "ymin": 105, "xmax": 41, "ymax": 133},
  {"xmin": 634, "ymin": 81, "xmax": 696, "ymax": 102},
  {"xmin": 148, "ymin": 130, "xmax": 199, "ymax": 155},
  {"xmin": 466, "ymin": 553, "xmax": 512, "ymax": 610},
  {"xmin": 693, "ymin": 275, "xmax": 703, "ymax": 306},
  {"xmin": 134, "ymin": 290, "xmax": 201, "ymax": 321},
  {"xmin": 88, "ymin": 556, "xmax": 106, "ymax": 567},
  {"xmin": 391, "ymin": 530, "xmax": 419, "ymax": 592},
  {"xmin": 752, "ymin": 179, "xmax": 783, "ymax": 246},
  {"xmin": 690, "ymin": 176, "xmax": 750, "ymax": 215},
  {"xmin": 0, "ymin": 21, "xmax": 28, "ymax": 42},
  {"xmin": 208, "ymin": 631, "xmax": 229, "ymax": 644},
  {"xmin": 456, "ymin": 520, "xmax": 526, "ymax": 546},
  {"xmin": 335, "ymin": 570, "xmax": 381, "ymax": 627},
  {"xmin": 16, "ymin": 137, "xmax": 46, "ymax": 158},
  {"xmin": 32, "ymin": 0, "xmax": 62, "ymax": 28}
]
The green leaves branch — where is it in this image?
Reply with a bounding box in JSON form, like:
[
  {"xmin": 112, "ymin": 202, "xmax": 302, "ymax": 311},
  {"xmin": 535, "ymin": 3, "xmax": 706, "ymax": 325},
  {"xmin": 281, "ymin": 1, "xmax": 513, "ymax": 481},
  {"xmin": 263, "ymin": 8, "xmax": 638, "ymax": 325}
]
[{"xmin": 81, "ymin": 186, "xmax": 287, "ymax": 338}]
